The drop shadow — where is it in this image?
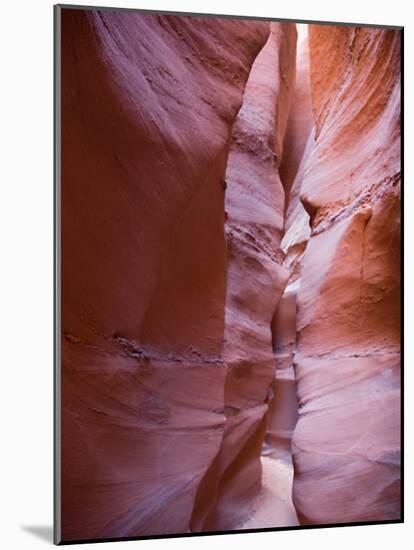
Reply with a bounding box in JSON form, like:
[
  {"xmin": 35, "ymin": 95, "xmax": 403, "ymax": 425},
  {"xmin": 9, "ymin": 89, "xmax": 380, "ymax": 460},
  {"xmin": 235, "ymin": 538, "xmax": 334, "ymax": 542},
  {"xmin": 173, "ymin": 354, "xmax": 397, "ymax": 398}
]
[{"xmin": 21, "ymin": 525, "xmax": 53, "ymax": 543}]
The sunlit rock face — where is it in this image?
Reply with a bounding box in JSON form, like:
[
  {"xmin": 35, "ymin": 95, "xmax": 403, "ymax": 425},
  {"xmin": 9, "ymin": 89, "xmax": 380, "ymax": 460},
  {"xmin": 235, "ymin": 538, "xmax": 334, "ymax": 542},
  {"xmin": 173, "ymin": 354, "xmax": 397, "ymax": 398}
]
[
  {"xmin": 193, "ymin": 22, "xmax": 297, "ymax": 531},
  {"xmin": 291, "ymin": 26, "xmax": 401, "ymax": 525},
  {"xmin": 60, "ymin": 8, "xmax": 269, "ymax": 540}
]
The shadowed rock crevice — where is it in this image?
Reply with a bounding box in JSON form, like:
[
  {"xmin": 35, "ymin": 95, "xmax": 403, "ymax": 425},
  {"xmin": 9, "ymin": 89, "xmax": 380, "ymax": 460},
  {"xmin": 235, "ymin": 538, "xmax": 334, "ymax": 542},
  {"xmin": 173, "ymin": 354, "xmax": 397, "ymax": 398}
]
[{"xmin": 205, "ymin": 22, "xmax": 297, "ymax": 530}]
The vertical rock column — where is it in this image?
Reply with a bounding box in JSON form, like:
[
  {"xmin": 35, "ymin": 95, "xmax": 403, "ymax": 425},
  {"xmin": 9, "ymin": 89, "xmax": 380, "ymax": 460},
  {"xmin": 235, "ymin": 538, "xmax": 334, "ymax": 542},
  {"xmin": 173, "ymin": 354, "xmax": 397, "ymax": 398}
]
[
  {"xmin": 291, "ymin": 26, "xmax": 401, "ymax": 525},
  {"xmin": 266, "ymin": 32, "xmax": 314, "ymax": 451},
  {"xmin": 60, "ymin": 9, "xmax": 269, "ymax": 540},
  {"xmin": 193, "ymin": 23, "xmax": 297, "ymax": 531}
]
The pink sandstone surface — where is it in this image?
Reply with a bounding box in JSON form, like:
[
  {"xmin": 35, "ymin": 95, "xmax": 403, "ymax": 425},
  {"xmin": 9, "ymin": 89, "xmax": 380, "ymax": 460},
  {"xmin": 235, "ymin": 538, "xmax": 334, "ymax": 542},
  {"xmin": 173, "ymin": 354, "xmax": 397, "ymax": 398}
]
[
  {"xmin": 290, "ymin": 25, "xmax": 401, "ymax": 525},
  {"xmin": 196, "ymin": 22, "xmax": 297, "ymax": 532},
  {"xmin": 59, "ymin": 9, "xmax": 401, "ymax": 541},
  {"xmin": 265, "ymin": 33, "xmax": 314, "ymax": 453},
  {"xmin": 61, "ymin": 8, "xmax": 269, "ymax": 540}
]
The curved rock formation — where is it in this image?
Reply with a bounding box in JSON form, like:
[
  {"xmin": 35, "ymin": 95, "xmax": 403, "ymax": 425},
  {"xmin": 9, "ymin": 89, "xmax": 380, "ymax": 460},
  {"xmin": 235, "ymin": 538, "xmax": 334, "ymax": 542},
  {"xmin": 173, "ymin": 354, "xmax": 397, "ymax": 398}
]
[
  {"xmin": 192, "ymin": 22, "xmax": 297, "ymax": 531},
  {"xmin": 267, "ymin": 286, "xmax": 299, "ymax": 449},
  {"xmin": 60, "ymin": 9, "xmax": 401, "ymax": 539},
  {"xmin": 279, "ymin": 32, "xmax": 314, "ymax": 199},
  {"xmin": 60, "ymin": 8, "xmax": 269, "ymax": 541},
  {"xmin": 266, "ymin": 33, "xmax": 313, "ymax": 452},
  {"xmin": 291, "ymin": 25, "xmax": 401, "ymax": 525}
]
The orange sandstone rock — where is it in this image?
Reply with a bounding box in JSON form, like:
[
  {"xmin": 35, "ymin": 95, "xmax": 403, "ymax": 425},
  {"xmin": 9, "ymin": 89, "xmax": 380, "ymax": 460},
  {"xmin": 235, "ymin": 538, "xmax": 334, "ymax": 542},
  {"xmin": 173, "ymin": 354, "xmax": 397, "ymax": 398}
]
[
  {"xmin": 291, "ymin": 25, "xmax": 401, "ymax": 525},
  {"xmin": 193, "ymin": 22, "xmax": 297, "ymax": 531},
  {"xmin": 265, "ymin": 33, "xmax": 314, "ymax": 453}
]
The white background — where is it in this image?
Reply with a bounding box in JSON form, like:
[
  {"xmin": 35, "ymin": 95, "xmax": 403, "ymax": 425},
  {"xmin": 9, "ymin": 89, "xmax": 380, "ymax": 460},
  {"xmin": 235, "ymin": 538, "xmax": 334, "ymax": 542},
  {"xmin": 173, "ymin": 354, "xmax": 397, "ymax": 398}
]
[{"xmin": 0, "ymin": 0, "xmax": 411, "ymax": 548}]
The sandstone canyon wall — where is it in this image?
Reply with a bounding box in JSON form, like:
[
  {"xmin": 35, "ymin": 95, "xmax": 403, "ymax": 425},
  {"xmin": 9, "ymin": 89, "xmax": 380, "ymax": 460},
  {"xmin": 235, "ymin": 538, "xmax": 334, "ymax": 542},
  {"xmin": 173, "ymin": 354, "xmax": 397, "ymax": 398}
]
[
  {"xmin": 60, "ymin": 9, "xmax": 270, "ymax": 540},
  {"xmin": 60, "ymin": 9, "xmax": 401, "ymax": 541},
  {"xmin": 289, "ymin": 26, "xmax": 401, "ymax": 525},
  {"xmin": 266, "ymin": 33, "xmax": 313, "ymax": 451},
  {"xmin": 195, "ymin": 23, "xmax": 297, "ymax": 531}
]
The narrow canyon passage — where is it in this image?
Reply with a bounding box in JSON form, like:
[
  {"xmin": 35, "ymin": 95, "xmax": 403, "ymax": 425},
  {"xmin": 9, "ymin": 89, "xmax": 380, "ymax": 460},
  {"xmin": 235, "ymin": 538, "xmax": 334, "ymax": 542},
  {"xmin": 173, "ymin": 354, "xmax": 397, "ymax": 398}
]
[
  {"xmin": 227, "ymin": 22, "xmax": 401, "ymax": 528},
  {"xmin": 60, "ymin": 9, "xmax": 401, "ymax": 541},
  {"xmin": 228, "ymin": 25, "xmax": 310, "ymax": 529}
]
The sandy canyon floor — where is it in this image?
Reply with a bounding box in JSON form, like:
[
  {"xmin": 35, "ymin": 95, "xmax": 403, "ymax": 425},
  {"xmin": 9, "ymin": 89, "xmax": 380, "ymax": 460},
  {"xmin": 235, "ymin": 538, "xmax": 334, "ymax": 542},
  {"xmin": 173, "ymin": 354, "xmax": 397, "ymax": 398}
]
[{"xmin": 237, "ymin": 447, "xmax": 299, "ymax": 530}]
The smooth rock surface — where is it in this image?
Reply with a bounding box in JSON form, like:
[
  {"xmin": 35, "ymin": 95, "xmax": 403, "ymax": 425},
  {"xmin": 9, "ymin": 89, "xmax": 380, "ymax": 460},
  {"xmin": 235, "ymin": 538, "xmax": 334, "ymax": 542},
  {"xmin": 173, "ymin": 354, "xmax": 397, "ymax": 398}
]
[
  {"xmin": 60, "ymin": 11, "xmax": 401, "ymax": 537},
  {"xmin": 61, "ymin": 8, "xmax": 269, "ymax": 540},
  {"xmin": 264, "ymin": 33, "xmax": 313, "ymax": 454},
  {"xmin": 279, "ymin": 34, "xmax": 314, "ymax": 199},
  {"xmin": 236, "ymin": 453, "xmax": 299, "ymax": 529},
  {"xmin": 280, "ymin": 33, "xmax": 313, "ymax": 292},
  {"xmin": 195, "ymin": 22, "xmax": 297, "ymax": 531},
  {"xmin": 267, "ymin": 287, "xmax": 299, "ymax": 449},
  {"xmin": 291, "ymin": 25, "xmax": 401, "ymax": 525}
]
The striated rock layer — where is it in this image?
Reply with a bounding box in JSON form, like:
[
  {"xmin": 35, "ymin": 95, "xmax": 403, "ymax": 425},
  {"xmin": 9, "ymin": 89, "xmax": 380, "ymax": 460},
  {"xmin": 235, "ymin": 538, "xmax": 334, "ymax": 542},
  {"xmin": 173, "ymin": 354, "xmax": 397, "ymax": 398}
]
[
  {"xmin": 60, "ymin": 8, "xmax": 269, "ymax": 541},
  {"xmin": 266, "ymin": 33, "xmax": 313, "ymax": 451},
  {"xmin": 290, "ymin": 25, "xmax": 401, "ymax": 525},
  {"xmin": 279, "ymin": 33, "xmax": 314, "ymax": 200},
  {"xmin": 192, "ymin": 22, "xmax": 297, "ymax": 531},
  {"xmin": 60, "ymin": 9, "xmax": 401, "ymax": 538}
]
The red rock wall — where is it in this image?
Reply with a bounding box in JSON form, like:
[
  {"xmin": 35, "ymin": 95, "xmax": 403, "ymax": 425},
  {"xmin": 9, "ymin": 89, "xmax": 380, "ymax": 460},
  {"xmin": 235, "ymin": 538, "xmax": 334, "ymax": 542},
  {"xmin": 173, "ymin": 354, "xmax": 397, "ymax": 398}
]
[
  {"xmin": 279, "ymin": 34, "xmax": 314, "ymax": 199},
  {"xmin": 60, "ymin": 8, "xmax": 269, "ymax": 540},
  {"xmin": 60, "ymin": 10, "xmax": 401, "ymax": 537},
  {"xmin": 266, "ymin": 33, "xmax": 313, "ymax": 451},
  {"xmin": 291, "ymin": 26, "xmax": 401, "ymax": 525},
  {"xmin": 198, "ymin": 23, "xmax": 297, "ymax": 531}
]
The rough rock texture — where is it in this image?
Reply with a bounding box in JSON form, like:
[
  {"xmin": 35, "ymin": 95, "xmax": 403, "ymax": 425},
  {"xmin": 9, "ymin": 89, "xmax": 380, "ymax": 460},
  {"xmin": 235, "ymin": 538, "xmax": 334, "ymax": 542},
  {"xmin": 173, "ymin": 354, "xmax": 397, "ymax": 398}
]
[
  {"xmin": 290, "ymin": 26, "xmax": 401, "ymax": 525},
  {"xmin": 60, "ymin": 8, "xmax": 269, "ymax": 541},
  {"xmin": 192, "ymin": 23, "xmax": 297, "ymax": 532}
]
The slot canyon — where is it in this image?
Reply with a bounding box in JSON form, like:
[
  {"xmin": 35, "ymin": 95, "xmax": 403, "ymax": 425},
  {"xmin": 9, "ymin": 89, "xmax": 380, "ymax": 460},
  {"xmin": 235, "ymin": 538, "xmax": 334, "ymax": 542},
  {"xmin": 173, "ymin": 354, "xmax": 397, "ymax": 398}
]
[{"xmin": 60, "ymin": 8, "xmax": 401, "ymax": 542}]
